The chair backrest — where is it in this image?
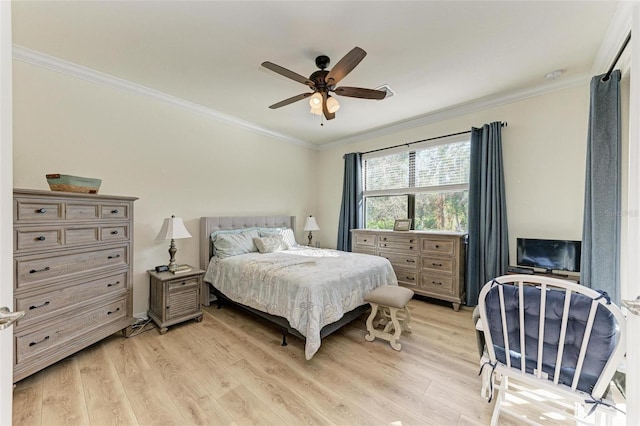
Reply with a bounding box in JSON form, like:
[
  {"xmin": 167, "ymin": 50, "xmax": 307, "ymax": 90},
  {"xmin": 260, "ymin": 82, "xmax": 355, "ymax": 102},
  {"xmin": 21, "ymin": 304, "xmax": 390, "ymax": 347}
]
[{"xmin": 478, "ymin": 275, "xmax": 626, "ymax": 398}]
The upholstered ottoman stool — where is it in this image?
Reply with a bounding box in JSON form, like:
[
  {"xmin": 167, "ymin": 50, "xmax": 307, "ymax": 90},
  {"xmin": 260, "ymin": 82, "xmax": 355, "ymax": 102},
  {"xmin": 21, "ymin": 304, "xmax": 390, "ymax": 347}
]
[{"xmin": 364, "ymin": 285, "xmax": 414, "ymax": 351}]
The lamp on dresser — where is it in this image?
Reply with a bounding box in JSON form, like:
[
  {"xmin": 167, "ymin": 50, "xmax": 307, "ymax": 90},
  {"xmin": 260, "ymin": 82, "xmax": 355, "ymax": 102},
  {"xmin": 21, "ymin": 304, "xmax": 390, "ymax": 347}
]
[
  {"xmin": 304, "ymin": 215, "xmax": 320, "ymax": 246},
  {"xmin": 156, "ymin": 215, "xmax": 192, "ymax": 272}
]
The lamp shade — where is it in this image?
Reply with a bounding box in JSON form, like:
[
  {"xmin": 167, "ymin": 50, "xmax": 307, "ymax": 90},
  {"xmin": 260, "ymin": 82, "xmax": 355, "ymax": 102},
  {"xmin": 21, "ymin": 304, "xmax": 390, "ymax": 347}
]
[
  {"xmin": 156, "ymin": 215, "xmax": 192, "ymax": 240},
  {"xmin": 303, "ymin": 216, "xmax": 320, "ymax": 231},
  {"xmin": 326, "ymin": 96, "xmax": 340, "ymax": 113}
]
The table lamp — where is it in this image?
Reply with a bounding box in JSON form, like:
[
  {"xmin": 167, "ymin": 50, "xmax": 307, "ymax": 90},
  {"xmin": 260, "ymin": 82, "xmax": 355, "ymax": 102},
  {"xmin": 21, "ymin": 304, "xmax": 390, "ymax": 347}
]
[
  {"xmin": 303, "ymin": 215, "xmax": 320, "ymax": 246},
  {"xmin": 156, "ymin": 215, "xmax": 192, "ymax": 272}
]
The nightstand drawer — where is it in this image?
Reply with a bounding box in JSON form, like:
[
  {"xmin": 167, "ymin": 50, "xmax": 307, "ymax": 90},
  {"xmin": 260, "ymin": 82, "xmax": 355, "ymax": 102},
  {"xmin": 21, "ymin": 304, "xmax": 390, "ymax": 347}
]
[
  {"xmin": 167, "ymin": 289, "xmax": 200, "ymax": 320},
  {"xmin": 168, "ymin": 278, "xmax": 199, "ymax": 292}
]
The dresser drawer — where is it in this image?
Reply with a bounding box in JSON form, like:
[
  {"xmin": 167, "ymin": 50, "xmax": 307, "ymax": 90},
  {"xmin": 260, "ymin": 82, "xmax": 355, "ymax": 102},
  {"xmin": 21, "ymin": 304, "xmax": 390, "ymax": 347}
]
[
  {"xmin": 15, "ymin": 244, "xmax": 129, "ymax": 290},
  {"xmin": 15, "ymin": 271, "xmax": 128, "ymax": 329},
  {"xmin": 378, "ymin": 240, "xmax": 419, "ymax": 252},
  {"xmin": 100, "ymin": 224, "xmax": 129, "ymax": 242},
  {"xmin": 379, "ymin": 234, "xmax": 420, "ymax": 245},
  {"xmin": 419, "ymin": 273, "xmax": 455, "ymax": 295},
  {"xmin": 422, "ymin": 256, "xmax": 455, "ymax": 275},
  {"xmin": 15, "ymin": 297, "xmax": 127, "ymax": 366},
  {"xmin": 15, "ymin": 228, "xmax": 63, "ymax": 251},
  {"xmin": 65, "ymin": 226, "xmax": 100, "ymax": 245},
  {"xmin": 422, "ymin": 238, "xmax": 456, "ymax": 256},
  {"xmin": 378, "ymin": 250, "xmax": 419, "ymax": 269},
  {"xmin": 102, "ymin": 204, "xmax": 130, "ymax": 220},
  {"xmin": 354, "ymin": 234, "xmax": 376, "ymax": 247},
  {"xmin": 15, "ymin": 200, "xmax": 63, "ymax": 222},
  {"xmin": 65, "ymin": 202, "xmax": 100, "ymax": 220},
  {"xmin": 394, "ymin": 268, "xmax": 418, "ymax": 287}
]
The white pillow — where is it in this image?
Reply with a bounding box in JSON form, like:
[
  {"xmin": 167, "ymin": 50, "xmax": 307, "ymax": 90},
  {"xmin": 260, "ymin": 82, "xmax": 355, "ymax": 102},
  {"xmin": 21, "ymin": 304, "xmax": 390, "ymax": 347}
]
[
  {"xmin": 253, "ymin": 235, "xmax": 287, "ymax": 253},
  {"xmin": 259, "ymin": 227, "xmax": 298, "ymax": 248},
  {"xmin": 214, "ymin": 229, "xmax": 259, "ymax": 259}
]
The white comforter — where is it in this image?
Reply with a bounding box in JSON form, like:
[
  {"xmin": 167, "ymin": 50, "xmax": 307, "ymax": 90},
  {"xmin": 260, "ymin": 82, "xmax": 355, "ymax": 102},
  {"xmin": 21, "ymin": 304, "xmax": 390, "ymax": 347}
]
[{"xmin": 204, "ymin": 246, "xmax": 397, "ymax": 359}]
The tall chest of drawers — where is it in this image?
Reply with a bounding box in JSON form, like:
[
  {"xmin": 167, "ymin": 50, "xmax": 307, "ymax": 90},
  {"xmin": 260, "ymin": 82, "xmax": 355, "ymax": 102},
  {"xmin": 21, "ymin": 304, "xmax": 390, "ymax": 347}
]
[
  {"xmin": 352, "ymin": 229, "xmax": 466, "ymax": 311},
  {"xmin": 13, "ymin": 189, "xmax": 137, "ymax": 382}
]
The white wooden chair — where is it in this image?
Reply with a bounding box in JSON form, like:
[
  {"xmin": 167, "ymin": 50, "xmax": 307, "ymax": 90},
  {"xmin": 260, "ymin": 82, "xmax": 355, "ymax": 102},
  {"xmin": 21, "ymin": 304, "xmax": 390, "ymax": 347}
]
[{"xmin": 478, "ymin": 275, "xmax": 626, "ymax": 425}]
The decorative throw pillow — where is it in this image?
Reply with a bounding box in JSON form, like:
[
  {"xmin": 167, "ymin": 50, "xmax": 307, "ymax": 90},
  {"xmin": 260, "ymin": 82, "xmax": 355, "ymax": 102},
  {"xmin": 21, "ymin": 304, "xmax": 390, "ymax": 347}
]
[
  {"xmin": 253, "ymin": 235, "xmax": 287, "ymax": 253},
  {"xmin": 259, "ymin": 227, "xmax": 298, "ymax": 248},
  {"xmin": 214, "ymin": 229, "xmax": 259, "ymax": 259}
]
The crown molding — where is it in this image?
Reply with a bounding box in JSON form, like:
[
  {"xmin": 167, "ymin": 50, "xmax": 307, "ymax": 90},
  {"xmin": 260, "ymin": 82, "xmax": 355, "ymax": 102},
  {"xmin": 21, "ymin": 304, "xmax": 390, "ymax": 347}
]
[
  {"xmin": 591, "ymin": 1, "xmax": 634, "ymax": 76},
  {"xmin": 12, "ymin": 45, "xmax": 315, "ymax": 150},
  {"xmin": 319, "ymin": 73, "xmax": 589, "ymax": 151}
]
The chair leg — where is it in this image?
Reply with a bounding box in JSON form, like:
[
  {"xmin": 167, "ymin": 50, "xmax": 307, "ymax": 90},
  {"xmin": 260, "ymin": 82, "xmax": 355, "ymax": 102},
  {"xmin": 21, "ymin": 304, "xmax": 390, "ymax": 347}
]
[{"xmin": 365, "ymin": 303, "xmax": 378, "ymax": 342}]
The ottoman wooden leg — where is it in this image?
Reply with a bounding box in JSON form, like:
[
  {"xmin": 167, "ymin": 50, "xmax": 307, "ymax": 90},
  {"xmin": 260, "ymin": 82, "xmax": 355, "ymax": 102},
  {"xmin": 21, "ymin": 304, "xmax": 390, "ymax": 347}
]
[
  {"xmin": 389, "ymin": 307, "xmax": 403, "ymax": 351},
  {"xmin": 365, "ymin": 303, "xmax": 379, "ymax": 342},
  {"xmin": 402, "ymin": 306, "xmax": 413, "ymax": 333}
]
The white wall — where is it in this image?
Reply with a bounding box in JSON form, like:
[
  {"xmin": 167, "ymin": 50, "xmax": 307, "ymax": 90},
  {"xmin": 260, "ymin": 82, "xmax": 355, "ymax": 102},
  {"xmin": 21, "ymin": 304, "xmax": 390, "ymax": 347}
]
[
  {"xmin": 317, "ymin": 85, "xmax": 591, "ymax": 264},
  {"xmin": 12, "ymin": 62, "xmax": 318, "ymax": 316}
]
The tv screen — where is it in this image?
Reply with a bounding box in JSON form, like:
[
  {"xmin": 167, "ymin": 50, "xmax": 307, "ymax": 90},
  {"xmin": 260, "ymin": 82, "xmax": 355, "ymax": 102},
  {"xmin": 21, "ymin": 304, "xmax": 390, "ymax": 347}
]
[{"xmin": 516, "ymin": 238, "xmax": 581, "ymax": 273}]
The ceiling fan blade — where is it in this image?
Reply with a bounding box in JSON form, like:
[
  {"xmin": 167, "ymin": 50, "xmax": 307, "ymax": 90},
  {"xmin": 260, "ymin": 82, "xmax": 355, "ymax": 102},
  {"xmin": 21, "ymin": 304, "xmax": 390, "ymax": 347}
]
[
  {"xmin": 321, "ymin": 91, "xmax": 335, "ymax": 120},
  {"xmin": 268, "ymin": 93, "xmax": 313, "ymax": 109},
  {"xmin": 262, "ymin": 61, "xmax": 314, "ymax": 88},
  {"xmin": 334, "ymin": 86, "xmax": 387, "ymax": 100},
  {"xmin": 325, "ymin": 47, "xmax": 367, "ymax": 86}
]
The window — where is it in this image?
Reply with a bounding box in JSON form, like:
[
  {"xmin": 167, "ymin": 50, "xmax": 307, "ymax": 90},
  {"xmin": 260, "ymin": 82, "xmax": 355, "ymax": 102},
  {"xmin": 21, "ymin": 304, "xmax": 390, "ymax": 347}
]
[{"xmin": 363, "ymin": 135, "xmax": 470, "ymax": 231}]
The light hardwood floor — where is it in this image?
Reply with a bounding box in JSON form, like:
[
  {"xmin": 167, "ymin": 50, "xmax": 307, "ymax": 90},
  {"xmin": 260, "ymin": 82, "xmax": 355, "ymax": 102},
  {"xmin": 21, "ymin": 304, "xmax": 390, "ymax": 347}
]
[{"xmin": 11, "ymin": 298, "xmax": 620, "ymax": 425}]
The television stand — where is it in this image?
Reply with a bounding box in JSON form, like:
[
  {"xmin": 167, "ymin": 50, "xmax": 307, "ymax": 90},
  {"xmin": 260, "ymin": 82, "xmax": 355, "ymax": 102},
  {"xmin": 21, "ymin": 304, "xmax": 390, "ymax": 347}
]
[{"xmin": 507, "ymin": 267, "xmax": 579, "ymax": 283}]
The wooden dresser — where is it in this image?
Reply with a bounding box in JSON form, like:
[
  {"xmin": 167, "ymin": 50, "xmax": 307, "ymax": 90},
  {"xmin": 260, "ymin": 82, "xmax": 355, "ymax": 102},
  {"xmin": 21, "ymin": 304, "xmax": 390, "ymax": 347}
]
[
  {"xmin": 12, "ymin": 189, "xmax": 137, "ymax": 382},
  {"xmin": 351, "ymin": 229, "xmax": 467, "ymax": 311}
]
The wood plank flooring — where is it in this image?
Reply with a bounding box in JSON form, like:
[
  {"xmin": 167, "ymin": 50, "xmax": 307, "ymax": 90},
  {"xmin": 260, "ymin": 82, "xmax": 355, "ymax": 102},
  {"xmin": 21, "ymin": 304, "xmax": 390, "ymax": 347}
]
[{"xmin": 12, "ymin": 298, "xmax": 624, "ymax": 425}]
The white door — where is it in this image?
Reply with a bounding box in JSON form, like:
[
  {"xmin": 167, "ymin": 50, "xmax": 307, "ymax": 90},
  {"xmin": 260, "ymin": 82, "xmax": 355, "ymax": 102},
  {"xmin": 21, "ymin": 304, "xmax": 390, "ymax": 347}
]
[{"xmin": 0, "ymin": 1, "xmax": 14, "ymax": 423}]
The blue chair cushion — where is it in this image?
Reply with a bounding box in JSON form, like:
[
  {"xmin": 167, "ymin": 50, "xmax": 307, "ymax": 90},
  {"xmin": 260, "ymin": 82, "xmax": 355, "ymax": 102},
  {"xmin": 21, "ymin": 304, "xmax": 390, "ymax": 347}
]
[{"xmin": 484, "ymin": 284, "xmax": 616, "ymax": 394}]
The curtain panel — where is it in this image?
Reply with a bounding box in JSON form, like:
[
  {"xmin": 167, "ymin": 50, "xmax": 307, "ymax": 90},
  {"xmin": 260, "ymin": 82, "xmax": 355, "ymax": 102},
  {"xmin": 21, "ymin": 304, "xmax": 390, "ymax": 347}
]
[
  {"xmin": 581, "ymin": 70, "xmax": 621, "ymax": 304},
  {"xmin": 337, "ymin": 152, "xmax": 363, "ymax": 251},
  {"xmin": 466, "ymin": 122, "xmax": 509, "ymax": 306}
]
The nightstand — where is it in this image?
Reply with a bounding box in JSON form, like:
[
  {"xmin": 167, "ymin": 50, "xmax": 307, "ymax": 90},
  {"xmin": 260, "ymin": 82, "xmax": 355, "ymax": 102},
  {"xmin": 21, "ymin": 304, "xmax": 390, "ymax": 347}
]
[{"xmin": 147, "ymin": 266, "xmax": 204, "ymax": 334}]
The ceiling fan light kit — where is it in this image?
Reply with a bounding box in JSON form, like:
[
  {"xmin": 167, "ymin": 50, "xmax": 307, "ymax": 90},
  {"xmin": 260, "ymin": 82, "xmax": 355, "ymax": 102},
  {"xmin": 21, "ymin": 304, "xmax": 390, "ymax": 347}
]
[{"xmin": 262, "ymin": 46, "xmax": 386, "ymax": 122}]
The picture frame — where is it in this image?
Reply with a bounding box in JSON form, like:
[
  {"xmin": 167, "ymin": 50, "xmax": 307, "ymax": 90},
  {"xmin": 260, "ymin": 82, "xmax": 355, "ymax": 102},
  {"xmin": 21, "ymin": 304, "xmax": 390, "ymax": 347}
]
[{"xmin": 393, "ymin": 219, "xmax": 412, "ymax": 231}]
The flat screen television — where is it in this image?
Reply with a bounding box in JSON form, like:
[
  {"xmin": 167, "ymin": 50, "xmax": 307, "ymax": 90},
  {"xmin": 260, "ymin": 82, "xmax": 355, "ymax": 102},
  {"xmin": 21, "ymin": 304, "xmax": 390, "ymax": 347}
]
[{"xmin": 516, "ymin": 238, "xmax": 581, "ymax": 274}]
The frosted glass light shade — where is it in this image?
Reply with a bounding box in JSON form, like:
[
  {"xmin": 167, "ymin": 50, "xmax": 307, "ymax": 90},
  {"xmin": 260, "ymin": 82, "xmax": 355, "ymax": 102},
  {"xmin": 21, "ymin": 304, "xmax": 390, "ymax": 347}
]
[
  {"xmin": 156, "ymin": 215, "xmax": 192, "ymax": 240},
  {"xmin": 309, "ymin": 92, "xmax": 322, "ymax": 108},
  {"xmin": 326, "ymin": 96, "xmax": 340, "ymax": 113}
]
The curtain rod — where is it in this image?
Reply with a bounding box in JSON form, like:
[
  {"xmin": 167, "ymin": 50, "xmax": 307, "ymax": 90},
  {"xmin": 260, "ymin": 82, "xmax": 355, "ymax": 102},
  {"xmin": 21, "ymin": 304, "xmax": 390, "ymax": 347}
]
[
  {"xmin": 361, "ymin": 121, "xmax": 507, "ymax": 155},
  {"xmin": 603, "ymin": 31, "xmax": 631, "ymax": 82}
]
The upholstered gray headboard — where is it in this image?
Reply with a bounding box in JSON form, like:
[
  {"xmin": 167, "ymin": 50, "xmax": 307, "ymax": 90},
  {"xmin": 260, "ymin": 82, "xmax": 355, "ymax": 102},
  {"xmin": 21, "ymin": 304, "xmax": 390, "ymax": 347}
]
[{"xmin": 199, "ymin": 216, "xmax": 296, "ymax": 270}]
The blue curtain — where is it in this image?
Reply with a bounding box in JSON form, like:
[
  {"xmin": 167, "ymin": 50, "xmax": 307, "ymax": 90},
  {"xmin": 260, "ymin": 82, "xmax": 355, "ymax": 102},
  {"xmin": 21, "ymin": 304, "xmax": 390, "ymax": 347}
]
[
  {"xmin": 581, "ymin": 70, "xmax": 621, "ymax": 304},
  {"xmin": 466, "ymin": 122, "xmax": 509, "ymax": 306},
  {"xmin": 337, "ymin": 152, "xmax": 363, "ymax": 251}
]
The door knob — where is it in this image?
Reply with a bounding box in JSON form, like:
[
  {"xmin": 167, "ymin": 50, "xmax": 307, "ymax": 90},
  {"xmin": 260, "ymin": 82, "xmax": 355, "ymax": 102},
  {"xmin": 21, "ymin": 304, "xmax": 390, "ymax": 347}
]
[{"xmin": 0, "ymin": 307, "xmax": 25, "ymax": 330}]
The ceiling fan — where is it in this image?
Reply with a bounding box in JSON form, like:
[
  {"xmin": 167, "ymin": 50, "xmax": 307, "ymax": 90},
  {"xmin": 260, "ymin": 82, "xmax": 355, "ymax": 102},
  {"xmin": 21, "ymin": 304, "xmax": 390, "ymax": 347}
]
[{"xmin": 262, "ymin": 47, "xmax": 387, "ymax": 121}]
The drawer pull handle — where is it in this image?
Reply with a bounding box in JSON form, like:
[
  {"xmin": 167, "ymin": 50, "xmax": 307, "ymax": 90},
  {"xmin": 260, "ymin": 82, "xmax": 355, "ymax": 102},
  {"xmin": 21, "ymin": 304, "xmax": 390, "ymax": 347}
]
[
  {"xmin": 409, "ymin": 246, "xmax": 414, "ymax": 250},
  {"xmin": 382, "ymin": 237, "xmax": 387, "ymax": 241},
  {"xmin": 29, "ymin": 266, "xmax": 50, "ymax": 274},
  {"xmin": 108, "ymin": 254, "xmax": 121, "ymax": 259},
  {"xmin": 36, "ymin": 236, "xmax": 46, "ymax": 241},
  {"xmin": 432, "ymin": 263, "xmax": 443, "ymax": 267},
  {"xmin": 110, "ymin": 230, "xmax": 119, "ymax": 235},
  {"xmin": 111, "ymin": 209, "xmax": 119, "ymax": 214},
  {"xmin": 435, "ymin": 245, "xmax": 440, "ymax": 248},
  {"xmin": 406, "ymin": 259, "xmax": 415, "ymax": 263},
  {"xmin": 107, "ymin": 281, "xmax": 121, "ymax": 287},
  {"xmin": 432, "ymin": 281, "xmax": 442, "ymax": 285},
  {"xmin": 363, "ymin": 239, "xmax": 367, "ymax": 242},
  {"xmin": 406, "ymin": 276, "xmax": 415, "ymax": 281},
  {"xmin": 410, "ymin": 239, "xmax": 415, "ymax": 243},
  {"xmin": 29, "ymin": 336, "xmax": 50, "ymax": 347},
  {"xmin": 107, "ymin": 307, "xmax": 120, "ymax": 315},
  {"xmin": 29, "ymin": 301, "xmax": 50, "ymax": 310},
  {"xmin": 382, "ymin": 243, "xmax": 387, "ymax": 247},
  {"xmin": 36, "ymin": 208, "xmax": 47, "ymax": 214}
]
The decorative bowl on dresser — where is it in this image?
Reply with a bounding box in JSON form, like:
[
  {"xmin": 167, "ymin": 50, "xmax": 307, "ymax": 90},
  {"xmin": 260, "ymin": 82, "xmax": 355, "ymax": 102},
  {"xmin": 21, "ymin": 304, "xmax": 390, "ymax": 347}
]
[
  {"xmin": 351, "ymin": 229, "xmax": 466, "ymax": 311},
  {"xmin": 12, "ymin": 188, "xmax": 137, "ymax": 382}
]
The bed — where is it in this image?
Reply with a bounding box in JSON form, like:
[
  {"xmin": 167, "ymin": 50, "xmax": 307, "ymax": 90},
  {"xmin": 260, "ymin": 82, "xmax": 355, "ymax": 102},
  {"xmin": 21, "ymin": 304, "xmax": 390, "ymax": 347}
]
[{"xmin": 199, "ymin": 215, "xmax": 397, "ymax": 360}]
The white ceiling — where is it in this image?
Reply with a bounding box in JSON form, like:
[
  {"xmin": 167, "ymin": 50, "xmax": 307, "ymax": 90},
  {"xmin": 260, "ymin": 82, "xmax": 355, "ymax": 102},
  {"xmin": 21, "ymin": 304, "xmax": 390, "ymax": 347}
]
[{"xmin": 11, "ymin": 1, "xmax": 627, "ymax": 147}]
